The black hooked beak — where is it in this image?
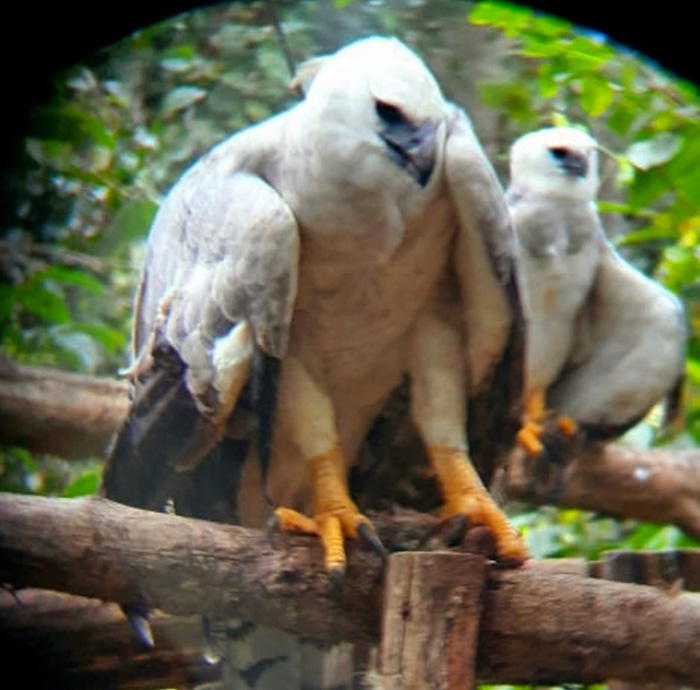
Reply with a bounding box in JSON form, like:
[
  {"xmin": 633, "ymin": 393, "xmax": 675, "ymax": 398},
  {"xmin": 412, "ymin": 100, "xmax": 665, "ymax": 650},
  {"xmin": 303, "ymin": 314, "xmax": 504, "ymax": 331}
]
[
  {"xmin": 549, "ymin": 146, "xmax": 589, "ymax": 178},
  {"xmin": 380, "ymin": 115, "xmax": 438, "ymax": 188}
]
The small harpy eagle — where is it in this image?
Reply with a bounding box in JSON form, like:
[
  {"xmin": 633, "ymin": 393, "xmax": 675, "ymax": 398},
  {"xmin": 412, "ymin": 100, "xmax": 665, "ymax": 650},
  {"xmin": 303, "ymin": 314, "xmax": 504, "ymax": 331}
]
[
  {"xmin": 103, "ymin": 36, "xmax": 529, "ymax": 577},
  {"xmin": 508, "ymin": 127, "xmax": 686, "ymax": 453}
]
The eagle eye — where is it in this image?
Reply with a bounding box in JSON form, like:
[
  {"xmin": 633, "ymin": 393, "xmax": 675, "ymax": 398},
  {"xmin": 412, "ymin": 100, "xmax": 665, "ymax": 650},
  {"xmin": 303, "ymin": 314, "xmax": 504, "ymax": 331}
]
[{"xmin": 375, "ymin": 100, "xmax": 405, "ymax": 125}]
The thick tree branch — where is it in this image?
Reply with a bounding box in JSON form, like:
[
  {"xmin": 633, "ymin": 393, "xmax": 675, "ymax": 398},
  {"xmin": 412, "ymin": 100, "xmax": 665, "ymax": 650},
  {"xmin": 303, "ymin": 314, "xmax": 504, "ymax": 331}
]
[
  {"xmin": 1, "ymin": 493, "xmax": 700, "ymax": 686},
  {"xmin": 2, "ymin": 360, "xmax": 700, "ymax": 539},
  {"xmin": 0, "ymin": 358, "xmax": 128, "ymax": 459},
  {"xmin": 506, "ymin": 443, "xmax": 700, "ymax": 539}
]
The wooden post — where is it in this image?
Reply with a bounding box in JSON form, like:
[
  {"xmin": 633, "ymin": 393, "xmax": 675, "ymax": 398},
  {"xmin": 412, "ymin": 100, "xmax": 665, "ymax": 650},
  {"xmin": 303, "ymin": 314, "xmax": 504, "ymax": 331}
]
[{"xmin": 378, "ymin": 551, "xmax": 487, "ymax": 690}]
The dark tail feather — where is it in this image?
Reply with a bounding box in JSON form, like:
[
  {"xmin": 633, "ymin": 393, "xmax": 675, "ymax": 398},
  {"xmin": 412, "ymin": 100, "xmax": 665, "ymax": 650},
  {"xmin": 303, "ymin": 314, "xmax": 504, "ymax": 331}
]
[
  {"xmin": 251, "ymin": 348, "xmax": 281, "ymax": 482},
  {"xmin": 102, "ymin": 345, "xmax": 220, "ymax": 510}
]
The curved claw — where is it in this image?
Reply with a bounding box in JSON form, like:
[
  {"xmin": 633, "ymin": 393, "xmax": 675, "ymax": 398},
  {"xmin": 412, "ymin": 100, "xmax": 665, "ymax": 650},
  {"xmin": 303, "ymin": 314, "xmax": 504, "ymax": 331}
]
[
  {"xmin": 357, "ymin": 521, "xmax": 388, "ymax": 561},
  {"xmin": 123, "ymin": 604, "xmax": 154, "ymax": 648},
  {"xmin": 443, "ymin": 514, "xmax": 468, "ymax": 548},
  {"xmin": 271, "ymin": 505, "xmax": 383, "ymax": 580},
  {"xmin": 328, "ymin": 566, "xmax": 345, "ymax": 590}
]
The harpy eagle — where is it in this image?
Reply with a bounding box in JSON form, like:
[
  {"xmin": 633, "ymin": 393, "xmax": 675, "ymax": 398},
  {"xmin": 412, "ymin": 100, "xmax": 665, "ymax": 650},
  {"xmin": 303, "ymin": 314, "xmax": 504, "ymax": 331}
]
[
  {"xmin": 508, "ymin": 127, "xmax": 686, "ymax": 456},
  {"xmin": 103, "ymin": 36, "xmax": 529, "ymax": 588}
]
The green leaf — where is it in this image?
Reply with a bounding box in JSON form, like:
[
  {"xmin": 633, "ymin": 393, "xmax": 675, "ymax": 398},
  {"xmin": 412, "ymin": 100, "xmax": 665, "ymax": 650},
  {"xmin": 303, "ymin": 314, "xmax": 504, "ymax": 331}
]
[
  {"xmin": 537, "ymin": 62, "xmax": 560, "ymax": 98},
  {"xmin": 15, "ymin": 283, "xmax": 70, "ymax": 324},
  {"xmin": 97, "ymin": 199, "xmax": 159, "ymax": 254},
  {"xmin": 30, "ymin": 103, "xmax": 116, "ymax": 150},
  {"xmin": 614, "ymin": 226, "xmax": 676, "ymax": 246},
  {"xmin": 61, "ymin": 471, "xmax": 101, "ymax": 497},
  {"xmin": 607, "ymin": 103, "xmax": 636, "ymax": 135},
  {"xmin": 580, "ymin": 73, "xmax": 614, "ymax": 116},
  {"xmin": 628, "ymin": 168, "xmax": 671, "ymax": 208},
  {"xmin": 529, "ymin": 13, "xmax": 570, "ymax": 39},
  {"xmin": 686, "ymin": 358, "xmax": 700, "ymax": 385},
  {"xmin": 38, "ymin": 266, "xmax": 104, "ymax": 295},
  {"xmin": 469, "ymin": 1, "xmax": 532, "ymax": 36}
]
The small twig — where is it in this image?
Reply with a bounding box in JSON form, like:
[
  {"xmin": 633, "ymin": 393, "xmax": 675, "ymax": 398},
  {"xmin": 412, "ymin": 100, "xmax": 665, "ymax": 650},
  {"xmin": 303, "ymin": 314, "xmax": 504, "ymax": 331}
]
[{"xmin": 268, "ymin": 0, "xmax": 299, "ymax": 88}]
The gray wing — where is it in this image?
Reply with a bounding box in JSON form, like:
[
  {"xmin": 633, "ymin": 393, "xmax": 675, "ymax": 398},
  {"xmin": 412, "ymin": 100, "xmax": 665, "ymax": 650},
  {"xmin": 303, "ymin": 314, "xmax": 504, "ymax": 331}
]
[
  {"xmin": 444, "ymin": 107, "xmax": 526, "ymax": 480},
  {"xmin": 548, "ymin": 236, "xmax": 686, "ymax": 436},
  {"xmin": 103, "ymin": 129, "xmax": 299, "ymax": 510}
]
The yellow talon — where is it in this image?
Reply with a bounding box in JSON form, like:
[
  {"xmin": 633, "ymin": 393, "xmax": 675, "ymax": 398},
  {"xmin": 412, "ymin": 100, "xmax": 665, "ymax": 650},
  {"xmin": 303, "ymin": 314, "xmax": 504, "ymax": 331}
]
[
  {"xmin": 557, "ymin": 416, "xmax": 578, "ymax": 437},
  {"xmin": 517, "ymin": 422, "xmax": 544, "ymax": 456},
  {"xmin": 429, "ymin": 445, "xmax": 529, "ymax": 563},
  {"xmin": 272, "ymin": 446, "xmax": 381, "ymax": 576}
]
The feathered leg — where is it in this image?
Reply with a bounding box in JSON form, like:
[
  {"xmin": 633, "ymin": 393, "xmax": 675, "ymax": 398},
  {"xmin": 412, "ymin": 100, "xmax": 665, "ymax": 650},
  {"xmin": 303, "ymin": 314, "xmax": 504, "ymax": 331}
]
[
  {"xmin": 410, "ymin": 307, "xmax": 529, "ymax": 563},
  {"xmin": 271, "ymin": 355, "xmax": 385, "ymax": 579}
]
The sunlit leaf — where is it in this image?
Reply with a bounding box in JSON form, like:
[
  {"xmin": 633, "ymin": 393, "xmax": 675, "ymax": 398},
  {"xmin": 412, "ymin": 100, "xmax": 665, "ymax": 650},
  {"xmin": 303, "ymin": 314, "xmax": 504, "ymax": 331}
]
[
  {"xmin": 607, "ymin": 103, "xmax": 636, "ymax": 135},
  {"xmin": 469, "ymin": 2, "xmax": 532, "ymax": 35},
  {"xmin": 614, "ymin": 226, "xmax": 676, "ymax": 246},
  {"xmin": 580, "ymin": 73, "xmax": 614, "ymax": 116},
  {"xmin": 38, "ymin": 266, "xmax": 104, "ymax": 295},
  {"xmin": 61, "ymin": 471, "xmax": 101, "ymax": 497}
]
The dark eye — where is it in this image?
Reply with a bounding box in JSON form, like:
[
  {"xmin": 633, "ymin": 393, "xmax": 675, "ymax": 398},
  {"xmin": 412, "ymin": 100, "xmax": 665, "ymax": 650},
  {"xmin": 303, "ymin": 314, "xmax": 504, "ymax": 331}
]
[
  {"xmin": 549, "ymin": 147, "xmax": 568, "ymax": 160},
  {"xmin": 375, "ymin": 100, "xmax": 405, "ymax": 125}
]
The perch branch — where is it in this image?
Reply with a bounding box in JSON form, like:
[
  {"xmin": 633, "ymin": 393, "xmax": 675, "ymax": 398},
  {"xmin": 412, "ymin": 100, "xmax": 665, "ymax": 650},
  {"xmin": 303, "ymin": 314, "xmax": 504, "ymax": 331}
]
[{"xmin": 1, "ymin": 493, "xmax": 700, "ymax": 686}]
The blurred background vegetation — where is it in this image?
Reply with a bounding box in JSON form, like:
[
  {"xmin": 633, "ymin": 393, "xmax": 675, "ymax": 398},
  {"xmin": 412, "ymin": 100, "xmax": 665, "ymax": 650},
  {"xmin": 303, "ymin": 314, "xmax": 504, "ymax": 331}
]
[{"xmin": 0, "ymin": 2, "xmax": 698, "ymax": 681}]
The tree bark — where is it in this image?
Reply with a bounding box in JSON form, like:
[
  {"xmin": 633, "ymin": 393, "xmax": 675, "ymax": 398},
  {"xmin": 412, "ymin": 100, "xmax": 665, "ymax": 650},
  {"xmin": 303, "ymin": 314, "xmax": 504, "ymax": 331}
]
[
  {"xmin": 506, "ymin": 443, "xmax": 700, "ymax": 539},
  {"xmin": 0, "ymin": 357, "xmax": 129, "ymax": 459},
  {"xmin": 1, "ymin": 493, "xmax": 700, "ymax": 686},
  {"xmin": 378, "ymin": 552, "xmax": 487, "ymax": 690}
]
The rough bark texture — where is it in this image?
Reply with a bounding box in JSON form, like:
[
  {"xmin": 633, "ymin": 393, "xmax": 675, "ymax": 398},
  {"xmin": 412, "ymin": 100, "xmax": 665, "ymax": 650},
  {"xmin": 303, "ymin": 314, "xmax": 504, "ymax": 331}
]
[
  {"xmin": 507, "ymin": 443, "xmax": 700, "ymax": 539},
  {"xmin": 2, "ymin": 361, "xmax": 700, "ymax": 540},
  {"xmin": 378, "ymin": 552, "xmax": 487, "ymax": 690},
  {"xmin": 2, "ymin": 493, "xmax": 700, "ymax": 686},
  {"xmin": 0, "ymin": 357, "xmax": 129, "ymax": 459}
]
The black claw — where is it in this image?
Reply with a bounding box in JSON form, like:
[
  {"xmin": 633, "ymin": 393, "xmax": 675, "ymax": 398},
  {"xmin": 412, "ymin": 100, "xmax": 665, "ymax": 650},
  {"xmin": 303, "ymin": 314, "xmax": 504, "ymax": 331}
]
[
  {"xmin": 328, "ymin": 566, "xmax": 345, "ymax": 591},
  {"xmin": 444, "ymin": 514, "xmax": 468, "ymax": 547},
  {"xmin": 357, "ymin": 522, "xmax": 388, "ymax": 561},
  {"xmin": 124, "ymin": 606, "xmax": 154, "ymax": 648},
  {"xmin": 201, "ymin": 614, "xmax": 222, "ymax": 665}
]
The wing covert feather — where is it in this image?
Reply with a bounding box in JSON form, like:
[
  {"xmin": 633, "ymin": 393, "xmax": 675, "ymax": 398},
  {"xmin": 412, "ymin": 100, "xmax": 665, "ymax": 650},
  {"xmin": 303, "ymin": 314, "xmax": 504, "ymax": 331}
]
[
  {"xmin": 133, "ymin": 153, "xmax": 299, "ymax": 412},
  {"xmin": 444, "ymin": 108, "xmax": 526, "ymax": 476},
  {"xmin": 549, "ymin": 237, "xmax": 686, "ymax": 430}
]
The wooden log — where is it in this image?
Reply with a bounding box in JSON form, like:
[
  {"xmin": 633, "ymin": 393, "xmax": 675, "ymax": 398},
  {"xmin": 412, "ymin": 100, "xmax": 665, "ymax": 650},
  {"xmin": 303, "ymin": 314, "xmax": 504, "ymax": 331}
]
[
  {"xmin": 0, "ymin": 357, "xmax": 128, "ymax": 459},
  {"xmin": 506, "ymin": 443, "xmax": 700, "ymax": 540},
  {"xmin": 1, "ymin": 493, "xmax": 700, "ymax": 685},
  {"xmin": 378, "ymin": 552, "xmax": 487, "ymax": 690}
]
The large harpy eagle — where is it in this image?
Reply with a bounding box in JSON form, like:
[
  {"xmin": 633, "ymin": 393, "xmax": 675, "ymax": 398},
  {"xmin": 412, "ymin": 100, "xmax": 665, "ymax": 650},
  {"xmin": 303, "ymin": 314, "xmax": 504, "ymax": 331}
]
[{"xmin": 103, "ymin": 36, "xmax": 529, "ymax": 586}]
